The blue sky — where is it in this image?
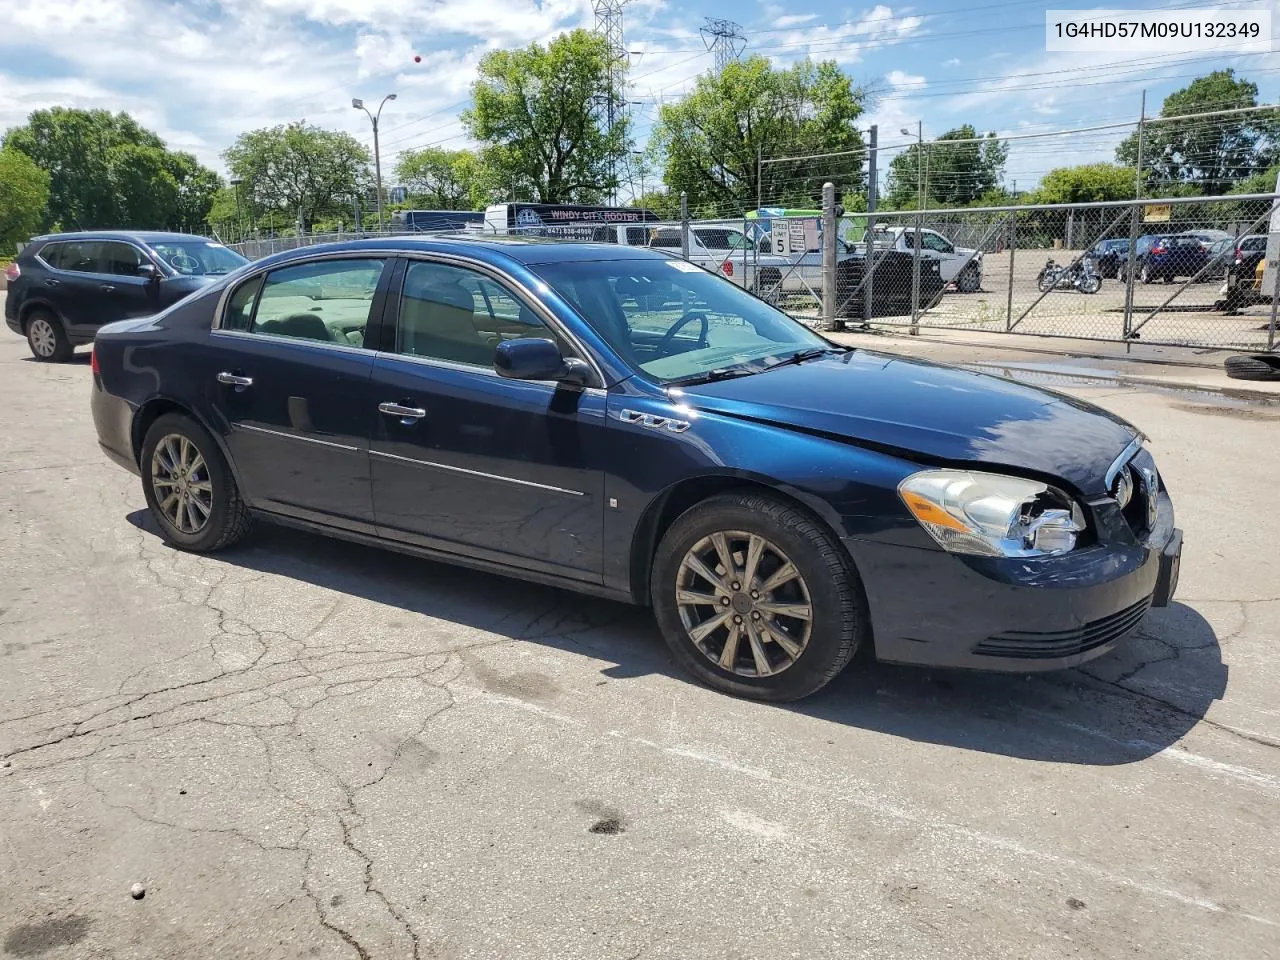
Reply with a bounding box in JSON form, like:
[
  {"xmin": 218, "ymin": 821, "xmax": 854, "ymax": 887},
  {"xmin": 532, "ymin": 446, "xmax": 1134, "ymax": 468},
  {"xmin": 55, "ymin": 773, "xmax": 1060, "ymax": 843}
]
[{"xmin": 1, "ymin": 0, "xmax": 1276, "ymax": 194}]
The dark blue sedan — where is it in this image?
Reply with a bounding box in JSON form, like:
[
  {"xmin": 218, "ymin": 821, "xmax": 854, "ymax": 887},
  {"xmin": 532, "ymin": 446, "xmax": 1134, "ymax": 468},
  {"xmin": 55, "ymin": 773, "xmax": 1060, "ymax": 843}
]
[{"xmin": 90, "ymin": 237, "xmax": 1182, "ymax": 701}]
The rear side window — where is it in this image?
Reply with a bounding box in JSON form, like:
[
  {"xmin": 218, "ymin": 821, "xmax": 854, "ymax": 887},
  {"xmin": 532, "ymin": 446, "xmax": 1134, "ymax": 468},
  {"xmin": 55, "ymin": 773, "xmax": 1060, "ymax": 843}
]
[
  {"xmin": 648, "ymin": 231, "xmax": 683, "ymax": 249},
  {"xmin": 223, "ymin": 276, "xmax": 263, "ymax": 332},
  {"xmin": 41, "ymin": 241, "xmax": 103, "ymax": 273}
]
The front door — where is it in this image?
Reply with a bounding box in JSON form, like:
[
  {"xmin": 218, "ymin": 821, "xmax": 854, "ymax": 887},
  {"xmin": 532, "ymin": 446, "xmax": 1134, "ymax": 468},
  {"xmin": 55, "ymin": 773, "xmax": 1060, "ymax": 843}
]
[
  {"xmin": 201, "ymin": 256, "xmax": 392, "ymax": 532},
  {"xmin": 98, "ymin": 241, "xmax": 161, "ymax": 320},
  {"xmin": 368, "ymin": 258, "xmax": 606, "ymax": 581}
]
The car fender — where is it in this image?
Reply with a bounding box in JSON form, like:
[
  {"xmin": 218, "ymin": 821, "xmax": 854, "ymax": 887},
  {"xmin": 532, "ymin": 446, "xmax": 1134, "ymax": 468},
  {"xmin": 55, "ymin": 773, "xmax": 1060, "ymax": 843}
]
[
  {"xmin": 129, "ymin": 389, "xmax": 249, "ymax": 494},
  {"xmin": 17, "ymin": 295, "xmax": 67, "ymax": 328}
]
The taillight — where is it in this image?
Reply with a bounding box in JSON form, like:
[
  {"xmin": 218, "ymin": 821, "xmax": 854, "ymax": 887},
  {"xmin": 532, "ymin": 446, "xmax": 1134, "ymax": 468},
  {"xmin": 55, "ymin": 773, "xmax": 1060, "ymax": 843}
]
[
  {"xmin": 3, "ymin": 261, "xmax": 19, "ymax": 283},
  {"xmin": 721, "ymin": 260, "xmax": 734, "ymax": 277},
  {"xmin": 90, "ymin": 346, "xmax": 99, "ymax": 375},
  {"xmin": 1236, "ymin": 247, "xmax": 1244, "ymax": 259},
  {"xmin": 1152, "ymin": 245, "xmax": 1167, "ymax": 255}
]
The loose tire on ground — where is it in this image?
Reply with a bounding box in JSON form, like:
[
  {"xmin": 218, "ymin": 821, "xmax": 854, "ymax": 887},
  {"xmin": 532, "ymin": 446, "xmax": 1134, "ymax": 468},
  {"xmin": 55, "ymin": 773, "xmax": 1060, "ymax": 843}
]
[
  {"xmin": 25, "ymin": 310, "xmax": 72, "ymax": 362},
  {"xmin": 1224, "ymin": 354, "xmax": 1280, "ymax": 381},
  {"xmin": 141, "ymin": 413, "xmax": 252, "ymax": 552},
  {"xmin": 650, "ymin": 491, "xmax": 866, "ymax": 701}
]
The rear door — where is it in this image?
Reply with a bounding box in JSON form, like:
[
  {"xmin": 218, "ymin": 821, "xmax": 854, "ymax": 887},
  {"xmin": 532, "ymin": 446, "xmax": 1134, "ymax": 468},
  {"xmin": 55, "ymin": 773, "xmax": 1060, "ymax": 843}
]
[
  {"xmin": 202, "ymin": 255, "xmax": 390, "ymax": 532},
  {"xmin": 35, "ymin": 240, "xmax": 110, "ymax": 337}
]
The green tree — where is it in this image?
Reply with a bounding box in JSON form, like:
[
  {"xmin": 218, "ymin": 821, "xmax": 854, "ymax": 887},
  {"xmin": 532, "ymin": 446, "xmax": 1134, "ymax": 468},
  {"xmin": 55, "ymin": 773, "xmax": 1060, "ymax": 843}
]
[
  {"xmin": 3, "ymin": 107, "xmax": 220, "ymax": 231},
  {"xmin": 887, "ymin": 125, "xmax": 1008, "ymax": 208},
  {"xmin": 1033, "ymin": 163, "xmax": 1136, "ymax": 204},
  {"xmin": 1115, "ymin": 70, "xmax": 1280, "ymax": 195},
  {"xmin": 223, "ymin": 123, "xmax": 371, "ymax": 231},
  {"xmin": 632, "ymin": 189, "xmax": 680, "ymax": 219},
  {"xmin": 0, "ymin": 148, "xmax": 50, "ymax": 253},
  {"xmin": 650, "ymin": 55, "xmax": 865, "ymax": 214},
  {"xmin": 463, "ymin": 29, "xmax": 627, "ymax": 203},
  {"xmin": 394, "ymin": 147, "xmax": 489, "ymax": 209}
]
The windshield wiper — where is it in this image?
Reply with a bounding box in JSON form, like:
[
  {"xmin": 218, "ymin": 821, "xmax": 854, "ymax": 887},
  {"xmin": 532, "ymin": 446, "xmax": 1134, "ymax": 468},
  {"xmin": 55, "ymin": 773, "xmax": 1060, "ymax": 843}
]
[
  {"xmin": 667, "ymin": 365, "xmax": 760, "ymax": 386},
  {"xmin": 759, "ymin": 347, "xmax": 844, "ymax": 372}
]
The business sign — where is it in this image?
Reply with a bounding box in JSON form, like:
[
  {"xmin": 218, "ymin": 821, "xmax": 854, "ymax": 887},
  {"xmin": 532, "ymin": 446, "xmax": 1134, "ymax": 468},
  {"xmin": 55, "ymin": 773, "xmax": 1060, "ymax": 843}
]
[
  {"xmin": 1143, "ymin": 204, "xmax": 1172, "ymax": 222},
  {"xmin": 505, "ymin": 203, "xmax": 659, "ymax": 239}
]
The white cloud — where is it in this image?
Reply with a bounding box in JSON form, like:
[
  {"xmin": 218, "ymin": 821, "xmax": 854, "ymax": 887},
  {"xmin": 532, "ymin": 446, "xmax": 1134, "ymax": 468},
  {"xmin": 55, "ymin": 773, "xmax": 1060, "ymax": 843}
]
[
  {"xmin": 944, "ymin": 57, "xmax": 961, "ymax": 67},
  {"xmin": 772, "ymin": 14, "xmax": 819, "ymax": 28},
  {"xmin": 886, "ymin": 70, "xmax": 926, "ymax": 90}
]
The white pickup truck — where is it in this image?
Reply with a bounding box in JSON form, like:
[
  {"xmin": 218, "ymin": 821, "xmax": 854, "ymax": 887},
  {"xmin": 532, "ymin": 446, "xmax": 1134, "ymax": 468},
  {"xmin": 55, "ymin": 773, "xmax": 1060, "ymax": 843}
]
[
  {"xmin": 600, "ymin": 223, "xmax": 796, "ymax": 297},
  {"xmin": 867, "ymin": 226, "xmax": 983, "ymax": 293}
]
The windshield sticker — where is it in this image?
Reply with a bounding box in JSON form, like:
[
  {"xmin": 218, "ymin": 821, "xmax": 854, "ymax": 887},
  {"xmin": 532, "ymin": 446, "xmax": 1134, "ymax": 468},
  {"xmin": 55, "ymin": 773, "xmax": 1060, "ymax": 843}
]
[{"xmin": 668, "ymin": 260, "xmax": 702, "ymax": 273}]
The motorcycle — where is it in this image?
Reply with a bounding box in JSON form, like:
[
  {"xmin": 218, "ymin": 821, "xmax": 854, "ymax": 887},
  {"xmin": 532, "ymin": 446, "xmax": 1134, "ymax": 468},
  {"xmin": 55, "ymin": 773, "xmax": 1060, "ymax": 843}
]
[{"xmin": 1037, "ymin": 256, "xmax": 1102, "ymax": 294}]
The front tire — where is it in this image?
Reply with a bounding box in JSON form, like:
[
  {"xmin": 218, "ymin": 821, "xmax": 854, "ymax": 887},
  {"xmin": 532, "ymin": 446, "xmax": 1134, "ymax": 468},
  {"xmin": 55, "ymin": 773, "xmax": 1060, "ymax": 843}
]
[
  {"xmin": 957, "ymin": 266, "xmax": 981, "ymax": 293},
  {"xmin": 1140, "ymin": 263, "xmax": 1153, "ymax": 284},
  {"xmin": 25, "ymin": 310, "xmax": 72, "ymax": 362},
  {"xmin": 1080, "ymin": 274, "xmax": 1101, "ymax": 294},
  {"xmin": 141, "ymin": 413, "xmax": 251, "ymax": 552},
  {"xmin": 650, "ymin": 492, "xmax": 865, "ymax": 701}
]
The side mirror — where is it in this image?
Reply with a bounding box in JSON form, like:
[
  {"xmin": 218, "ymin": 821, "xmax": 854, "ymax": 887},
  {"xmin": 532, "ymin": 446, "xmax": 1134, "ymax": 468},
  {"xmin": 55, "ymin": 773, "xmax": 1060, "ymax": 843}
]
[
  {"xmin": 136, "ymin": 263, "xmax": 159, "ymax": 281},
  {"xmin": 494, "ymin": 338, "xmax": 590, "ymax": 386}
]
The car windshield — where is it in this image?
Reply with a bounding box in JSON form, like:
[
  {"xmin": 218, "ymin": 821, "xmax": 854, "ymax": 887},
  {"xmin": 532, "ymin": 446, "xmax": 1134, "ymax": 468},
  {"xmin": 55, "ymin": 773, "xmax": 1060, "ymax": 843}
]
[
  {"xmin": 533, "ymin": 257, "xmax": 830, "ymax": 384},
  {"xmin": 147, "ymin": 240, "xmax": 248, "ymax": 276}
]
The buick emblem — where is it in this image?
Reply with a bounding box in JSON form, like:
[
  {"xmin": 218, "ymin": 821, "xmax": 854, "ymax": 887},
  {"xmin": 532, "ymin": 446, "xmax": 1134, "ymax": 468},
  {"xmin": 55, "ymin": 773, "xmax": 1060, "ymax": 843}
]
[{"xmin": 1113, "ymin": 467, "xmax": 1134, "ymax": 508}]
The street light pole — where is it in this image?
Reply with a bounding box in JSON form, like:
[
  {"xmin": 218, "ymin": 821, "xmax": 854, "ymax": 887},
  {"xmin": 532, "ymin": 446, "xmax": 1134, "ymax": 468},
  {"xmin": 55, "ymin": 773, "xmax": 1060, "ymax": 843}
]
[
  {"xmin": 353, "ymin": 93, "xmax": 397, "ymax": 232},
  {"xmin": 633, "ymin": 151, "xmax": 646, "ymax": 203}
]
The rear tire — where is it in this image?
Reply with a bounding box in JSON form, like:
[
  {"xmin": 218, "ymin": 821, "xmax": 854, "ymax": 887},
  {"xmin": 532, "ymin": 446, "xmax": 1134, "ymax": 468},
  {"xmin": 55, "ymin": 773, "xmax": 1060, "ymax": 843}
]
[
  {"xmin": 650, "ymin": 491, "xmax": 865, "ymax": 702},
  {"xmin": 25, "ymin": 310, "xmax": 72, "ymax": 362},
  {"xmin": 1140, "ymin": 263, "xmax": 1153, "ymax": 284},
  {"xmin": 141, "ymin": 413, "xmax": 252, "ymax": 552}
]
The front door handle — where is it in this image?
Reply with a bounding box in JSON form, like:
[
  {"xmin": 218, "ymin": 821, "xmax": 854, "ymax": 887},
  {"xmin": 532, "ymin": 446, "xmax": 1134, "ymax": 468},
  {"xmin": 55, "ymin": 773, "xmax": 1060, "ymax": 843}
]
[
  {"xmin": 217, "ymin": 372, "xmax": 254, "ymax": 388},
  {"xmin": 100, "ymin": 284, "xmax": 116, "ymax": 293},
  {"xmin": 378, "ymin": 402, "xmax": 426, "ymax": 422},
  {"xmin": 44, "ymin": 278, "xmax": 60, "ymax": 288}
]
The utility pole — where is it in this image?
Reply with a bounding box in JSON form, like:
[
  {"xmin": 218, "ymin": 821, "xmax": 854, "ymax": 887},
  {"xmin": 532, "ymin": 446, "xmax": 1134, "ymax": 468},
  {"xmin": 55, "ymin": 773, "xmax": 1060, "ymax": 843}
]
[
  {"xmin": 701, "ymin": 18, "xmax": 745, "ymax": 75},
  {"xmin": 353, "ymin": 94, "xmax": 397, "ymax": 231}
]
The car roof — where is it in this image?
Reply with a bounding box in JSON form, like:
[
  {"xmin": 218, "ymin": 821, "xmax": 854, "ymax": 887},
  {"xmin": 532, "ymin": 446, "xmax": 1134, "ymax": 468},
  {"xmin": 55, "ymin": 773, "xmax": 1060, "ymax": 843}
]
[
  {"xmin": 252, "ymin": 235, "xmax": 675, "ymax": 268},
  {"xmin": 31, "ymin": 230, "xmax": 218, "ymax": 245}
]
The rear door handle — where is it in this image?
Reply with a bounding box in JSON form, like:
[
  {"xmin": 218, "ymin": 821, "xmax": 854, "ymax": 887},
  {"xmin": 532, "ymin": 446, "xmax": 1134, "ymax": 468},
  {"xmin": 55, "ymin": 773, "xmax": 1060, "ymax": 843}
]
[
  {"xmin": 216, "ymin": 372, "xmax": 254, "ymax": 388},
  {"xmin": 44, "ymin": 278, "xmax": 60, "ymax": 288},
  {"xmin": 100, "ymin": 284, "xmax": 116, "ymax": 293},
  {"xmin": 378, "ymin": 402, "xmax": 426, "ymax": 421}
]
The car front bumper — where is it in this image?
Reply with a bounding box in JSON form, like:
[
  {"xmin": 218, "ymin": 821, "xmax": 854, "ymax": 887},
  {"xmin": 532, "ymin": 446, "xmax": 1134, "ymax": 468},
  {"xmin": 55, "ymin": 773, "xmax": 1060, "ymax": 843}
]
[{"xmin": 844, "ymin": 492, "xmax": 1181, "ymax": 672}]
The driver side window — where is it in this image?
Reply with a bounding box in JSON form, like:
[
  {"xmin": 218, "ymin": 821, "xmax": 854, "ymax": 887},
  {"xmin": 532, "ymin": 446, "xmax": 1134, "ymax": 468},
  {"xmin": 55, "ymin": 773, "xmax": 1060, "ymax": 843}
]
[
  {"xmin": 922, "ymin": 233, "xmax": 954, "ymax": 254},
  {"xmin": 395, "ymin": 261, "xmax": 566, "ymax": 367}
]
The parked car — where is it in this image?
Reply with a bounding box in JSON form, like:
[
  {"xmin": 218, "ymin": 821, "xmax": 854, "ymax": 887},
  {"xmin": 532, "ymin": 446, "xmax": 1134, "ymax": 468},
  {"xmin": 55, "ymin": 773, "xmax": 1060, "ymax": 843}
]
[
  {"xmin": 1203, "ymin": 237, "xmax": 1234, "ymax": 281},
  {"xmin": 1222, "ymin": 234, "xmax": 1269, "ymax": 310},
  {"xmin": 867, "ymin": 226, "xmax": 983, "ymax": 292},
  {"xmin": 91, "ymin": 237, "xmax": 1182, "ymax": 702},
  {"xmin": 4, "ymin": 231, "xmax": 248, "ymax": 361},
  {"xmin": 1125, "ymin": 232, "xmax": 1210, "ymax": 284},
  {"xmin": 834, "ymin": 248, "xmax": 946, "ymax": 318},
  {"xmin": 1086, "ymin": 238, "xmax": 1130, "ymax": 279}
]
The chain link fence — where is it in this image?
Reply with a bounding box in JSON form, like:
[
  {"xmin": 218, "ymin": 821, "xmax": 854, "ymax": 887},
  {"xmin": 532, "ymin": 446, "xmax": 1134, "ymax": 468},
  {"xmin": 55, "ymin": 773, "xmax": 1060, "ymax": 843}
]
[
  {"xmin": 850, "ymin": 193, "xmax": 1280, "ymax": 352},
  {"xmin": 226, "ymin": 194, "xmax": 1280, "ymax": 352}
]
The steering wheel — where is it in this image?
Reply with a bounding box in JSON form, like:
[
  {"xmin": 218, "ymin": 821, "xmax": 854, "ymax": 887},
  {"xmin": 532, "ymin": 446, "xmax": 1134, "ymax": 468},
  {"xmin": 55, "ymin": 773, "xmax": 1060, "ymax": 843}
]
[
  {"xmin": 656, "ymin": 311, "xmax": 709, "ymax": 356},
  {"xmin": 168, "ymin": 253, "xmax": 199, "ymax": 275}
]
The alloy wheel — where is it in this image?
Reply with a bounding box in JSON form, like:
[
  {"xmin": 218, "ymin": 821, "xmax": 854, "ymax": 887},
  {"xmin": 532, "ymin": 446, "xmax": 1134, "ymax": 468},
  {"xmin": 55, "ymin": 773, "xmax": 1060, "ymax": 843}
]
[
  {"xmin": 28, "ymin": 317, "xmax": 57, "ymax": 358},
  {"xmin": 675, "ymin": 530, "xmax": 813, "ymax": 677},
  {"xmin": 150, "ymin": 433, "xmax": 214, "ymax": 534}
]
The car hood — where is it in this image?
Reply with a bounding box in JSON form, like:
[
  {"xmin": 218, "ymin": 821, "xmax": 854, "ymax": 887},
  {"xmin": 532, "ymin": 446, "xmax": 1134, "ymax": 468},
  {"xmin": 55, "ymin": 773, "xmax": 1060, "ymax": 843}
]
[{"xmin": 677, "ymin": 350, "xmax": 1138, "ymax": 496}]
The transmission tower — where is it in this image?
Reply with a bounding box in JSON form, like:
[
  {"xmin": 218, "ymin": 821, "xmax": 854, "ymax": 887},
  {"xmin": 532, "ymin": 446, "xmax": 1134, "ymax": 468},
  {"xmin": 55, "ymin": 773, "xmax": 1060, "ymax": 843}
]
[
  {"xmin": 701, "ymin": 18, "xmax": 746, "ymax": 74},
  {"xmin": 594, "ymin": 0, "xmax": 631, "ymax": 201}
]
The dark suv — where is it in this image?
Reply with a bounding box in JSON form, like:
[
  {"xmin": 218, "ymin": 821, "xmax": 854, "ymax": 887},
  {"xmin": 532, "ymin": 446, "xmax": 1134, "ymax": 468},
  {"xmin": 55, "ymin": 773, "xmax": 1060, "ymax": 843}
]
[{"xmin": 4, "ymin": 231, "xmax": 248, "ymax": 361}]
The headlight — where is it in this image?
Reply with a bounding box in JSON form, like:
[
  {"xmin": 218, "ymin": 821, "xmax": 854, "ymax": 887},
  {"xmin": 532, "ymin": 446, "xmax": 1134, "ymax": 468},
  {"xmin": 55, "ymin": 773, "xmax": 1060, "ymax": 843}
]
[{"xmin": 898, "ymin": 469, "xmax": 1085, "ymax": 558}]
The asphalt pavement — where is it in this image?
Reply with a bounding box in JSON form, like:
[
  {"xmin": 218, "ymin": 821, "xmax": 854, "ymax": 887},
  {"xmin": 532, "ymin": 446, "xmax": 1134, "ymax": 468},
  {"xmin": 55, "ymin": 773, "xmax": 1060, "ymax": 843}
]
[{"xmin": 1, "ymin": 319, "xmax": 1278, "ymax": 960}]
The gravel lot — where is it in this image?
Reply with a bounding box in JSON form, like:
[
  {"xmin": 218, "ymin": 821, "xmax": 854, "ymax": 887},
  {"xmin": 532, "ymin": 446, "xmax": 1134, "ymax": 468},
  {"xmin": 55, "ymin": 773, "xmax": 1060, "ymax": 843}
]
[{"xmin": 2, "ymin": 317, "xmax": 1278, "ymax": 959}]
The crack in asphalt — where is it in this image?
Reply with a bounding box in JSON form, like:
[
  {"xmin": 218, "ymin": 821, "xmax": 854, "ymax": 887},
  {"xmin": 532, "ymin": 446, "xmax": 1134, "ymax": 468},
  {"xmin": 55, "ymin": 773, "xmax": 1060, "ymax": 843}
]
[{"xmin": 0, "ymin": 511, "xmax": 628, "ymax": 960}]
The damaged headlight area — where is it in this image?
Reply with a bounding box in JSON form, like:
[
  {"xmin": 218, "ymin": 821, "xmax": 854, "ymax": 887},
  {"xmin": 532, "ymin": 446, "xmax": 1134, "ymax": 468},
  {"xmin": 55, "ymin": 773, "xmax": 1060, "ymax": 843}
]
[{"xmin": 898, "ymin": 469, "xmax": 1086, "ymax": 558}]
